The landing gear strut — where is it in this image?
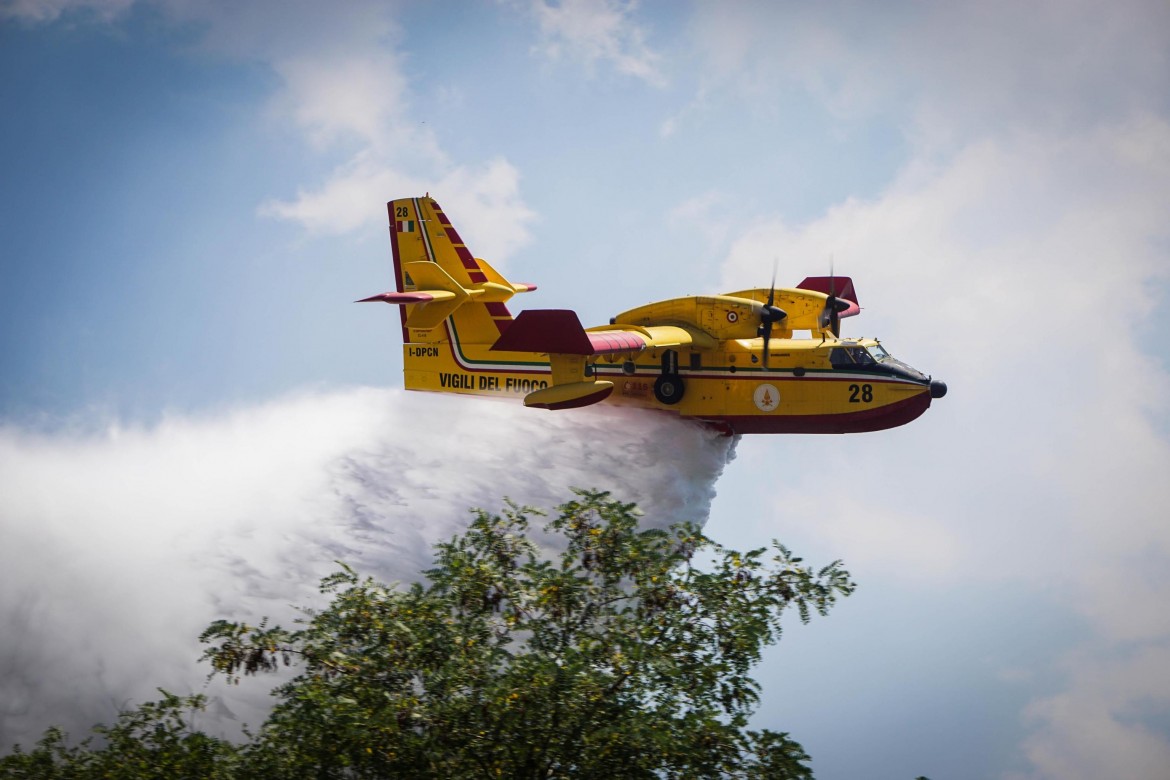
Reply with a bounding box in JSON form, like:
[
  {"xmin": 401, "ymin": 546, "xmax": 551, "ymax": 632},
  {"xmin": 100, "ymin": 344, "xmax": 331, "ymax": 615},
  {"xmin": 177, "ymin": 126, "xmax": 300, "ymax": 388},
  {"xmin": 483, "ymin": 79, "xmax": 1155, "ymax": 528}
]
[{"xmin": 654, "ymin": 350, "xmax": 685, "ymax": 405}]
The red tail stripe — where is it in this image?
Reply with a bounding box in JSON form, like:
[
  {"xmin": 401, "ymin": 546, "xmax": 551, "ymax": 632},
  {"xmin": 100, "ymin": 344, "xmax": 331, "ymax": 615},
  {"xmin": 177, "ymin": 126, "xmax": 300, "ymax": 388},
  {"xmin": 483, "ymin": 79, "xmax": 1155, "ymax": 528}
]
[
  {"xmin": 429, "ymin": 204, "xmax": 479, "ymax": 270},
  {"xmin": 386, "ymin": 204, "xmax": 409, "ymax": 344}
]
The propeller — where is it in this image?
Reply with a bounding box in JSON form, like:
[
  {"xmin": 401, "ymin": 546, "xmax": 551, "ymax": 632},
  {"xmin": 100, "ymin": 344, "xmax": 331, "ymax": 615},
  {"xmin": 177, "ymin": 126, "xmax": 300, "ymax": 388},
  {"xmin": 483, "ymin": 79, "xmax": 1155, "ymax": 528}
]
[
  {"xmin": 817, "ymin": 264, "xmax": 850, "ymax": 338},
  {"xmin": 757, "ymin": 261, "xmax": 787, "ymax": 368}
]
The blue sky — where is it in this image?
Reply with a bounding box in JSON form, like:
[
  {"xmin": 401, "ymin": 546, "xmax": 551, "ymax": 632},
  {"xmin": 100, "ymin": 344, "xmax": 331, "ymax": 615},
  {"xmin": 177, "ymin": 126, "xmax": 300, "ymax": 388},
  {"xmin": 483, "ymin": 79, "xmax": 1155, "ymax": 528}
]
[{"xmin": 2, "ymin": 1, "xmax": 1169, "ymax": 778}]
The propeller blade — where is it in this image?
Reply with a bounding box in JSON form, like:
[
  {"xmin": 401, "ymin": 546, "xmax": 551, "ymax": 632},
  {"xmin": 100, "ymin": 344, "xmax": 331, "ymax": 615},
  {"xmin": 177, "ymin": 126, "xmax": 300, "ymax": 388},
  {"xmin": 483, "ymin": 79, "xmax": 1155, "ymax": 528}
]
[
  {"xmin": 755, "ymin": 261, "xmax": 791, "ymax": 368},
  {"xmin": 817, "ymin": 259, "xmax": 848, "ymax": 337},
  {"xmin": 758, "ymin": 304, "xmax": 787, "ymax": 368},
  {"xmin": 766, "ymin": 258, "xmax": 778, "ymax": 308}
]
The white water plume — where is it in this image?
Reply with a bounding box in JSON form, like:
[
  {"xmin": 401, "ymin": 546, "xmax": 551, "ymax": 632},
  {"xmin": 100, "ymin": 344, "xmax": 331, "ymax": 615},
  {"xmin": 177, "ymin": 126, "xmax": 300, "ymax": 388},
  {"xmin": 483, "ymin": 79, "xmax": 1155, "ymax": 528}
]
[{"xmin": 0, "ymin": 387, "xmax": 737, "ymax": 748}]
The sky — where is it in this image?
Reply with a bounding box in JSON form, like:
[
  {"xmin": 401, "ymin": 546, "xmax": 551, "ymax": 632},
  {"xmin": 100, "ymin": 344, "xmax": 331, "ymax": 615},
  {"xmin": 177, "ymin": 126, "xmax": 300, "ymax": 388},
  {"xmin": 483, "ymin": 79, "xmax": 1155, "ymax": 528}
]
[{"xmin": 1, "ymin": 1, "xmax": 1168, "ymax": 778}]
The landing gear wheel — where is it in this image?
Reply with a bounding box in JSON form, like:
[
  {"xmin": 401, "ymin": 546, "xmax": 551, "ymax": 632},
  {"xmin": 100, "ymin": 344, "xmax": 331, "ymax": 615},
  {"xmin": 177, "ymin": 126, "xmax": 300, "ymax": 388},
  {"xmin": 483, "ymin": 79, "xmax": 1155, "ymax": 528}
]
[{"xmin": 654, "ymin": 373, "xmax": 685, "ymax": 405}]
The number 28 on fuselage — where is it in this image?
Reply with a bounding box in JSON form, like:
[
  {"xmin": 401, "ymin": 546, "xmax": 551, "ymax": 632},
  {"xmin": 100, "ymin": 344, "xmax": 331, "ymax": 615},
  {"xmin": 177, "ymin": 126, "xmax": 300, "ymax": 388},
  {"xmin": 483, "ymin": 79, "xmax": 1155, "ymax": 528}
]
[{"xmin": 359, "ymin": 196, "xmax": 947, "ymax": 435}]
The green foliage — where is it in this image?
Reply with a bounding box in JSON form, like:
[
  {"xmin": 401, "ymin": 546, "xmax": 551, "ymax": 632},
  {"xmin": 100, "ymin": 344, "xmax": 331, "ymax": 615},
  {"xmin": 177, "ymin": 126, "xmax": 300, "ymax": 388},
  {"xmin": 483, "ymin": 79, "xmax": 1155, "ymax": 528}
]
[
  {"xmin": 3, "ymin": 490, "xmax": 855, "ymax": 779},
  {"xmin": 0, "ymin": 692, "xmax": 239, "ymax": 779}
]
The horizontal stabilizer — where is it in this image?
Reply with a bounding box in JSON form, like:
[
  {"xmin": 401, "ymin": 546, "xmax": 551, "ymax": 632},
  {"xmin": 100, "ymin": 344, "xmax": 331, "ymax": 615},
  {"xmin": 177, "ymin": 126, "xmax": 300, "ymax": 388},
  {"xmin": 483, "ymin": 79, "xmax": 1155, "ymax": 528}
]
[
  {"xmin": 404, "ymin": 261, "xmax": 471, "ymax": 300},
  {"xmin": 357, "ymin": 261, "xmax": 473, "ymax": 331},
  {"xmin": 405, "ymin": 298, "xmax": 464, "ymax": 330},
  {"xmin": 524, "ymin": 381, "xmax": 614, "ymax": 410},
  {"xmin": 473, "ymin": 256, "xmax": 538, "ymax": 300}
]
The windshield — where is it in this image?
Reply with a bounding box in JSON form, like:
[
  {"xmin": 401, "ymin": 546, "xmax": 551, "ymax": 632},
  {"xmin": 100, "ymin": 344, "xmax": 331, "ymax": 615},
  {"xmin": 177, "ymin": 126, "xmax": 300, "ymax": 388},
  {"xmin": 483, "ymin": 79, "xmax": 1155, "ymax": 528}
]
[
  {"xmin": 869, "ymin": 344, "xmax": 890, "ymax": 360},
  {"xmin": 829, "ymin": 346, "xmax": 876, "ymax": 368}
]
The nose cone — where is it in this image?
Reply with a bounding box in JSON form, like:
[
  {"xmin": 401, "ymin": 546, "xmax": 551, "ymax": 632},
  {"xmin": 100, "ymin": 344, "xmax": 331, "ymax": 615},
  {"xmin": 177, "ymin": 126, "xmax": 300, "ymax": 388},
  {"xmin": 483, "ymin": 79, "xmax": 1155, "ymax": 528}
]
[{"xmin": 930, "ymin": 380, "xmax": 948, "ymax": 399}]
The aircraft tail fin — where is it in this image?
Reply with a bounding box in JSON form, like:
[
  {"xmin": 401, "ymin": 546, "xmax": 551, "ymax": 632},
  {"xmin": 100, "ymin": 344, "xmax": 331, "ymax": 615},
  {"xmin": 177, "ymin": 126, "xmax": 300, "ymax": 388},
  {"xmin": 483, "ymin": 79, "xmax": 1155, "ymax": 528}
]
[{"xmin": 360, "ymin": 196, "xmax": 537, "ymax": 345}]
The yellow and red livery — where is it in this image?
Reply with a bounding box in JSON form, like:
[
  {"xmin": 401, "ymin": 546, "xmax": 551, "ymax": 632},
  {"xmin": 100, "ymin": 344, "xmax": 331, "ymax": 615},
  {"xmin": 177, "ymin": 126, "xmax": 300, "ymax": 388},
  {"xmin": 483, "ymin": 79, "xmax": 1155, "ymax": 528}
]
[{"xmin": 360, "ymin": 196, "xmax": 946, "ymax": 434}]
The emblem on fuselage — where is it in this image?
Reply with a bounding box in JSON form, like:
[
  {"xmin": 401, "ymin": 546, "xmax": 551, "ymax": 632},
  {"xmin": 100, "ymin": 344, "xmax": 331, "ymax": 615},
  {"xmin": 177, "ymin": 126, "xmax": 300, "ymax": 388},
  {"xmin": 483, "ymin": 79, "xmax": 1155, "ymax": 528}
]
[{"xmin": 753, "ymin": 383, "xmax": 780, "ymax": 412}]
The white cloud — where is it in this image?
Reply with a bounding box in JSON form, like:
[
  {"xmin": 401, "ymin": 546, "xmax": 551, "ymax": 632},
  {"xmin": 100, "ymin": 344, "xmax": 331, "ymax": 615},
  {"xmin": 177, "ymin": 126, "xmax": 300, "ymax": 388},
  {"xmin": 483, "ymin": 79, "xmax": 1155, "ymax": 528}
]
[
  {"xmin": 212, "ymin": 2, "xmax": 529, "ymax": 242},
  {"xmin": 258, "ymin": 149, "xmax": 427, "ymax": 236},
  {"xmin": 681, "ymin": 0, "xmax": 1170, "ymax": 144},
  {"xmin": 237, "ymin": 3, "xmax": 534, "ymax": 248},
  {"xmin": 718, "ymin": 118, "xmax": 1170, "ymax": 778},
  {"xmin": 1015, "ymin": 643, "xmax": 1170, "ymax": 780},
  {"xmin": 431, "ymin": 161, "xmax": 539, "ymax": 266},
  {"xmin": 667, "ymin": 190, "xmax": 736, "ymax": 256},
  {"xmin": 0, "ymin": 0, "xmax": 132, "ymax": 22},
  {"xmin": 796, "ymin": 497, "xmax": 962, "ymax": 580},
  {"xmin": 529, "ymin": 0, "xmax": 666, "ymax": 87},
  {"xmin": 272, "ymin": 52, "xmax": 415, "ymax": 153},
  {"xmin": 7, "ymin": 0, "xmax": 538, "ymax": 246},
  {"xmin": 259, "ymin": 156, "xmax": 536, "ymax": 265},
  {"xmin": 0, "ymin": 388, "xmax": 737, "ymax": 747}
]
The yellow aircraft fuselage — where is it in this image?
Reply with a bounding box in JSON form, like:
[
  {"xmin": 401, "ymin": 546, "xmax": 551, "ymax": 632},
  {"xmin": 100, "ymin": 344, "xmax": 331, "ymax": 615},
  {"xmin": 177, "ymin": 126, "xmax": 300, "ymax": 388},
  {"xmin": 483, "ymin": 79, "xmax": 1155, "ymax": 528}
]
[
  {"xmin": 362, "ymin": 196, "xmax": 946, "ymax": 435},
  {"xmin": 402, "ymin": 327, "xmax": 935, "ymax": 434}
]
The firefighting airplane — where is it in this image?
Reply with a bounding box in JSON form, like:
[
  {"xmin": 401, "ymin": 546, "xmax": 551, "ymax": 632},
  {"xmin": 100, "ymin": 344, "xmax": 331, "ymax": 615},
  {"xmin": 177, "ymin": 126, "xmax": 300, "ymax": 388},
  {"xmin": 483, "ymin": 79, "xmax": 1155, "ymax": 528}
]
[{"xmin": 359, "ymin": 196, "xmax": 946, "ymax": 434}]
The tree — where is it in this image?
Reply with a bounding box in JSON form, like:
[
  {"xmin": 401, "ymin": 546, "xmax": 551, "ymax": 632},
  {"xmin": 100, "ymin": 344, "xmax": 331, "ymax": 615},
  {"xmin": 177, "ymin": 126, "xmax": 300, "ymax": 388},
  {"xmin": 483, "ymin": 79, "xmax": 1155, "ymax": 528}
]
[
  {"xmin": 3, "ymin": 490, "xmax": 855, "ymax": 779},
  {"xmin": 0, "ymin": 692, "xmax": 239, "ymax": 780}
]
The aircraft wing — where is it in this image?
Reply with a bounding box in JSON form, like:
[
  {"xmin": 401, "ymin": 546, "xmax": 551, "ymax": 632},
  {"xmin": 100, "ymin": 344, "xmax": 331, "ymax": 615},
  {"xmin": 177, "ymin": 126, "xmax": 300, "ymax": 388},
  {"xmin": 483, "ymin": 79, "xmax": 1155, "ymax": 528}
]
[
  {"xmin": 490, "ymin": 310, "xmax": 696, "ymax": 410},
  {"xmin": 491, "ymin": 309, "xmax": 700, "ymax": 356}
]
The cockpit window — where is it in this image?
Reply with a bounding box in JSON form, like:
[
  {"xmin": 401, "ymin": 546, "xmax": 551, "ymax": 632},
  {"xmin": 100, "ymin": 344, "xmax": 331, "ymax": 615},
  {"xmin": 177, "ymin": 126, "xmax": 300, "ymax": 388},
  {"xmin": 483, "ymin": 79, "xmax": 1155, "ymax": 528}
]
[
  {"xmin": 830, "ymin": 346, "xmax": 877, "ymax": 368},
  {"xmin": 870, "ymin": 344, "xmax": 890, "ymax": 360}
]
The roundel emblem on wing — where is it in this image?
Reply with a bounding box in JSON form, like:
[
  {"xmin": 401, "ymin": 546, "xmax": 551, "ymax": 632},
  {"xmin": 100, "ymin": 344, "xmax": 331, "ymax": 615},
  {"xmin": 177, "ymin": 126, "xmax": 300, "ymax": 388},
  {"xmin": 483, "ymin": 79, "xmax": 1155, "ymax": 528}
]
[
  {"xmin": 753, "ymin": 383, "xmax": 780, "ymax": 412},
  {"xmin": 726, "ymin": 311, "xmax": 739, "ymax": 323}
]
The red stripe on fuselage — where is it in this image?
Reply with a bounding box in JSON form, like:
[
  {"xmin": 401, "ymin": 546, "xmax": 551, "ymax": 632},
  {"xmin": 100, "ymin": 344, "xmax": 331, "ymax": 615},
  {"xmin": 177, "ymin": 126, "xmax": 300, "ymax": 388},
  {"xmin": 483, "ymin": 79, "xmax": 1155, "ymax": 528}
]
[{"xmin": 704, "ymin": 392, "xmax": 932, "ymax": 434}]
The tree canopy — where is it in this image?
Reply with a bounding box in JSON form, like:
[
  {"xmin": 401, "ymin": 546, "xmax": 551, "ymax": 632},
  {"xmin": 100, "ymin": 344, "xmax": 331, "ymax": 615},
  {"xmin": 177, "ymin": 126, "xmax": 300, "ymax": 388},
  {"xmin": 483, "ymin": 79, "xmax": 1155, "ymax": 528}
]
[{"xmin": 2, "ymin": 490, "xmax": 855, "ymax": 779}]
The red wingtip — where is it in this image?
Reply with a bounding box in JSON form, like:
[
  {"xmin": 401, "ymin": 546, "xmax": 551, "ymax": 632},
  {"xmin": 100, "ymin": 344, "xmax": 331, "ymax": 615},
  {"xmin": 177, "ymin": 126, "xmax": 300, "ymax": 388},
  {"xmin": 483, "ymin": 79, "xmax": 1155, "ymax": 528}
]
[
  {"xmin": 356, "ymin": 292, "xmax": 436, "ymax": 304},
  {"xmin": 797, "ymin": 276, "xmax": 859, "ymax": 313}
]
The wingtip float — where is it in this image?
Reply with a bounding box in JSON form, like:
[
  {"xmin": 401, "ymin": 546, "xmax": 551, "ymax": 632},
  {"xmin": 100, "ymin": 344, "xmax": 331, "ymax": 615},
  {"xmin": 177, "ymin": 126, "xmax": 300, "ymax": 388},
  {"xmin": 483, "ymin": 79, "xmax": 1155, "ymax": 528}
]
[{"xmin": 359, "ymin": 196, "xmax": 946, "ymax": 435}]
